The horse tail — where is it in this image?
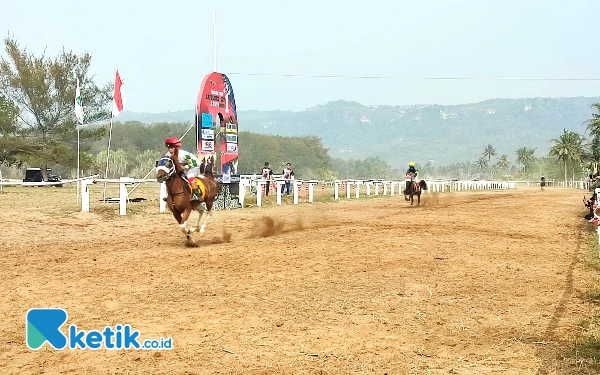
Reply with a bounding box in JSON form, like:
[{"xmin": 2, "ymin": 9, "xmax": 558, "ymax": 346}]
[{"xmin": 419, "ymin": 180, "xmax": 428, "ymax": 190}]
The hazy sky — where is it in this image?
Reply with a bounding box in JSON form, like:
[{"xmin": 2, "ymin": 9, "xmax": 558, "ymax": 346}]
[{"xmin": 4, "ymin": 0, "xmax": 600, "ymax": 113}]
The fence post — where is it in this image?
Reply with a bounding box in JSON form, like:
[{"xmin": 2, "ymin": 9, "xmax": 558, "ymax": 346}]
[
  {"xmin": 159, "ymin": 182, "xmax": 167, "ymax": 213},
  {"xmin": 238, "ymin": 180, "xmax": 246, "ymax": 208},
  {"xmin": 334, "ymin": 181, "xmax": 340, "ymax": 200},
  {"xmin": 276, "ymin": 180, "xmax": 284, "ymax": 205},
  {"xmin": 256, "ymin": 181, "xmax": 264, "ymax": 207},
  {"xmin": 81, "ymin": 179, "xmax": 92, "ymax": 212},
  {"xmin": 294, "ymin": 181, "xmax": 301, "ymax": 204},
  {"xmin": 119, "ymin": 177, "xmax": 134, "ymax": 216}
]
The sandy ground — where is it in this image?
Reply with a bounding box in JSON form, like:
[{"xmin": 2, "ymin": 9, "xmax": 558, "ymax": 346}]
[{"xmin": 0, "ymin": 184, "xmax": 598, "ymax": 374}]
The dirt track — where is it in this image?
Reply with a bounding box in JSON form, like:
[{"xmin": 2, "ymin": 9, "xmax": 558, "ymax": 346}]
[{"xmin": 0, "ymin": 185, "xmax": 597, "ymax": 374}]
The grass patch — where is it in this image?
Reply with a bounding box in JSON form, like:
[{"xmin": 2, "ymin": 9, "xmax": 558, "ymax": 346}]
[{"xmin": 564, "ymin": 224, "xmax": 600, "ymax": 372}]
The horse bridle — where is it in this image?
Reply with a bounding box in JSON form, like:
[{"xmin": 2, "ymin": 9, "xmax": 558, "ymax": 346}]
[
  {"xmin": 156, "ymin": 157, "xmax": 188, "ymax": 199},
  {"xmin": 156, "ymin": 157, "xmax": 175, "ymax": 183}
]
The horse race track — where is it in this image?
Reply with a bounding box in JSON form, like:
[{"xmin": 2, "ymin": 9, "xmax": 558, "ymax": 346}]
[{"xmin": 1, "ymin": 185, "xmax": 598, "ymax": 374}]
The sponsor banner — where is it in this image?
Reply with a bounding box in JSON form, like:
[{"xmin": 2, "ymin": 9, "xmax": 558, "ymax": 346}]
[
  {"xmin": 201, "ymin": 129, "xmax": 214, "ymax": 140},
  {"xmin": 201, "ymin": 140, "xmax": 214, "ymax": 151}
]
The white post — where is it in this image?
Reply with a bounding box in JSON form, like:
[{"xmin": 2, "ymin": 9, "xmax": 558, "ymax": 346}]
[
  {"xmin": 366, "ymin": 183, "xmax": 371, "ymax": 196},
  {"xmin": 159, "ymin": 182, "xmax": 167, "ymax": 213},
  {"xmin": 293, "ymin": 181, "xmax": 300, "ymax": 204},
  {"xmin": 355, "ymin": 181, "xmax": 360, "ymax": 198},
  {"xmin": 81, "ymin": 178, "xmax": 92, "ymax": 212},
  {"xmin": 238, "ymin": 180, "xmax": 246, "ymax": 208},
  {"xmin": 76, "ymin": 124, "xmax": 80, "ymax": 205},
  {"xmin": 276, "ymin": 180, "xmax": 284, "ymax": 205},
  {"xmin": 119, "ymin": 177, "xmax": 134, "ymax": 216},
  {"xmin": 596, "ymin": 188, "xmax": 600, "ymax": 250},
  {"xmin": 256, "ymin": 181, "xmax": 264, "ymax": 207},
  {"xmin": 347, "ymin": 181, "xmax": 351, "ymax": 199},
  {"xmin": 390, "ymin": 182, "xmax": 395, "ymax": 196},
  {"xmin": 374, "ymin": 182, "xmax": 379, "ymax": 195},
  {"xmin": 0, "ymin": 169, "xmax": 2, "ymax": 193},
  {"xmin": 383, "ymin": 183, "xmax": 388, "ymax": 195},
  {"xmin": 308, "ymin": 183, "xmax": 314, "ymax": 202},
  {"xmin": 334, "ymin": 181, "xmax": 340, "ymax": 200}
]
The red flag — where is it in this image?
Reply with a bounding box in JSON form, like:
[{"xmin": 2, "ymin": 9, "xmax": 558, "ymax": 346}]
[{"xmin": 112, "ymin": 69, "xmax": 126, "ymax": 117}]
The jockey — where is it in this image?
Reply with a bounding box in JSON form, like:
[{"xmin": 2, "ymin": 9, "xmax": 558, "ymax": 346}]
[
  {"xmin": 406, "ymin": 162, "xmax": 419, "ymax": 180},
  {"xmin": 164, "ymin": 137, "xmax": 202, "ymax": 201}
]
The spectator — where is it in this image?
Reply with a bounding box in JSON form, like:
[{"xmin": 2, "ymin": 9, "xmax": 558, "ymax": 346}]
[
  {"xmin": 281, "ymin": 162, "xmax": 294, "ymax": 195},
  {"xmin": 260, "ymin": 162, "xmax": 273, "ymax": 196}
]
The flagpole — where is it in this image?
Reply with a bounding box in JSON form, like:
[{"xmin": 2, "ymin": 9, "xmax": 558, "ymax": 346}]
[
  {"xmin": 103, "ymin": 116, "xmax": 113, "ymax": 202},
  {"xmin": 213, "ymin": 11, "xmax": 217, "ymax": 72},
  {"xmin": 74, "ymin": 76, "xmax": 83, "ymax": 207},
  {"xmin": 77, "ymin": 123, "xmax": 80, "ymax": 205}
]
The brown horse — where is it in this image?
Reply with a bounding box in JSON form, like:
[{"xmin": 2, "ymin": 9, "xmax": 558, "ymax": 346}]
[
  {"xmin": 156, "ymin": 153, "xmax": 217, "ymax": 245},
  {"xmin": 403, "ymin": 175, "xmax": 428, "ymax": 206}
]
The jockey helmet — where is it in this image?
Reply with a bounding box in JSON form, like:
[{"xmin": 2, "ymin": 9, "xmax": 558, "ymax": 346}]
[
  {"xmin": 409, "ymin": 161, "xmax": 416, "ymax": 167},
  {"xmin": 165, "ymin": 137, "xmax": 181, "ymax": 148}
]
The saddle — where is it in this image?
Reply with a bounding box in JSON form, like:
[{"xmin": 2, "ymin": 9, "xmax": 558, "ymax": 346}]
[{"xmin": 180, "ymin": 175, "xmax": 207, "ymax": 201}]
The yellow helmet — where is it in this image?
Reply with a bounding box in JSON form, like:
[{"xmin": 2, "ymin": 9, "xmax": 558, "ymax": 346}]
[{"xmin": 409, "ymin": 162, "xmax": 416, "ymax": 167}]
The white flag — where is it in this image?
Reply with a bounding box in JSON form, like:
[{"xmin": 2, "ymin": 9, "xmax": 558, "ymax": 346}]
[{"xmin": 75, "ymin": 78, "xmax": 84, "ymax": 125}]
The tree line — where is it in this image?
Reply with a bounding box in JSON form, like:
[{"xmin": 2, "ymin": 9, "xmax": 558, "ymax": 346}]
[{"xmin": 0, "ymin": 35, "xmax": 598, "ymax": 182}]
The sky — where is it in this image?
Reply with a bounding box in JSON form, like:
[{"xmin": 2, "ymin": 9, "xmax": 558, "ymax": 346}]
[{"xmin": 3, "ymin": 0, "xmax": 600, "ymax": 113}]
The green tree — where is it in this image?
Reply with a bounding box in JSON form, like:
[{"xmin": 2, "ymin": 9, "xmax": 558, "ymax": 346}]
[
  {"xmin": 515, "ymin": 147, "xmax": 537, "ymax": 175},
  {"xmin": 585, "ymin": 103, "xmax": 600, "ymax": 173},
  {"xmin": 475, "ymin": 156, "xmax": 488, "ymax": 177},
  {"xmin": 482, "ymin": 144, "xmax": 497, "ymax": 162},
  {"xmin": 0, "ymin": 36, "xmax": 111, "ymax": 178},
  {"xmin": 95, "ymin": 148, "xmax": 128, "ymax": 178},
  {"xmin": 549, "ymin": 129, "xmax": 584, "ymax": 182},
  {"xmin": 496, "ymin": 155, "xmax": 510, "ymax": 176},
  {"xmin": 0, "ymin": 94, "xmax": 25, "ymax": 167}
]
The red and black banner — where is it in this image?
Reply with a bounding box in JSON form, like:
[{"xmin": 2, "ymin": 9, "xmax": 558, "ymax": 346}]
[{"xmin": 196, "ymin": 72, "xmax": 239, "ymax": 182}]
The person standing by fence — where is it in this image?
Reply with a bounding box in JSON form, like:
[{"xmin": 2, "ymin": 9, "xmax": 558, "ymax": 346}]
[
  {"xmin": 281, "ymin": 162, "xmax": 294, "ymax": 195},
  {"xmin": 261, "ymin": 162, "xmax": 273, "ymax": 196}
]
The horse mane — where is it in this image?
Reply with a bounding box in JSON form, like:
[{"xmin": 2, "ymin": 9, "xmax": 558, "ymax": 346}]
[
  {"xmin": 204, "ymin": 162, "xmax": 215, "ymax": 179},
  {"xmin": 167, "ymin": 150, "xmax": 186, "ymax": 174}
]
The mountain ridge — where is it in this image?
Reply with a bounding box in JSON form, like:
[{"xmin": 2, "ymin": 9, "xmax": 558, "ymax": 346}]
[{"xmin": 114, "ymin": 96, "xmax": 600, "ymax": 166}]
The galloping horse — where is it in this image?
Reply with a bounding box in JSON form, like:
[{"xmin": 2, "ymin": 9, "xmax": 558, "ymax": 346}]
[
  {"xmin": 403, "ymin": 173, "xmax": 428, "ymax": 206},
  {"xmin": 156, "ymin": 154, "xmax": 217, "ymax": 245}
]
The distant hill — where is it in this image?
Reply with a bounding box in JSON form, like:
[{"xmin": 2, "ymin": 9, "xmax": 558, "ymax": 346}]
[{"xmin": 115, "ymin": 97, "xmax": 600, "ymax": 167}]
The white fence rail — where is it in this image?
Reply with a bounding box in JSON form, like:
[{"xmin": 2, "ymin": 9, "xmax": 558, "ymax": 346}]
[
  {"xmin": 239, "ymin": 177, "xmax": 519, "ymax": 207},
  {"xmin": 0, "ymin": 173, "xmax": 594, "ymax": 215}
]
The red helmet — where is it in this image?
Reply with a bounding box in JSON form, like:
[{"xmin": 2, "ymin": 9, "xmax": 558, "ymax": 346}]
[{"xmin": 164, "ymin": 137, "xmax": 181, "ymax": 148}]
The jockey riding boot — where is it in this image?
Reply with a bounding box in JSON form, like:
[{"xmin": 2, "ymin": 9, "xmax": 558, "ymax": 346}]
[
  {"xmin": 190, "ymin": 179, "xmax": 201, "ymax": 201},
  {"xmin": 191, "ymin": 188, "xmax": 201, "ymax": 201}
]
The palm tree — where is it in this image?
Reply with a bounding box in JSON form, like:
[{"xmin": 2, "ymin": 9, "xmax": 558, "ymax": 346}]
[
  {"xmin": 515, "ymin": 147, "xmax": 537, "ymax": 175},
  {"xmin": 482, "ymin": 144, "xmax": 497, "ymax": 162},
  {"xmin": 549, "ymin": 129, "xmax": 584, "ymax": 182},
  {"xmin": 585, "ymin": 103, "xmax": 600, "ymax": 173},
  {"xmin": 475, "ymin": 156, "xmax": 488, "ymax": 177},
  {"xmin": 496, "ymin": 155, "xmax": 510, "ymax": 177}
]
